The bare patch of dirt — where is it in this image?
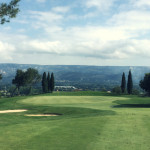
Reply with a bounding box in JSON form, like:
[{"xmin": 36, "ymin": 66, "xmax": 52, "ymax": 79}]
[{"xmin": 0, "ymin": 109, "xmax": 27, "ymax": 113}]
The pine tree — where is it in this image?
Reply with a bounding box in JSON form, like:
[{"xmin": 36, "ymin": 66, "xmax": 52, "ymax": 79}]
[
  {"xmin": 121, "ymin": 72, "xmax": 126, "ymax": 93},
  {"xmin": 47, "ymin": 72, "xmax": 51, "ymax": 92},
  {"xmin": 127, "ymin": 70, "xmax": 133, "ymax": 94},
  {"xmin": 42, "ymin": 72, "xmax": 48, "ymax": 93},
  {"xmin": 50, "ymin": 73, "xmax": 55, "ymax": 93},
  {"xmin": 0, "ymin": 0, "xmax": 20, "ymax": 24}
]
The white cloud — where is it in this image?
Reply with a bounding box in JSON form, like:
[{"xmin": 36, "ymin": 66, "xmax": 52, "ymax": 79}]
[
  {"xmin": 0, "ymin": 41, "xmax": 15, "ymax": 52},
  {"xmin": 29, "ymin": 11, "xmax": 63, "ymax": 24},
  {"xmin": 28, "ymin": 40, "xmax": 66, "ymax": 54},
  {"xmin": 85, "ymin": 0, "xmax": 116, "ymax": 11},
  {"xmin": 52, "ymin": 6, "xmax": 70, "ymax": 13},
  {"xmin": 0, "ymin": 41, "xmax": 16, "ymax": 60},
  {"xmin": 2, "ymin": 15, "xmax": 149, "ymax": 61},
  {"xmin": 36, "ymin": 0, "xmax": 46, "ymax": 3},
  {"xmin": 1, "ymin": 29, "xmax": 150, "ymax": 65},
  {"xmin": 27, "ymin": 10, "xmax": 64, "ymax": 31},
  {"xmin": 131, "ymin": 0, "xmax": 150, "ymax": 8},
  {"xmin": 8, "ymin": 24, "xmax": 149, "ymax": 61},
  {"xmin": 109, "ymin": 10, "xmax": 150, "ymax": 30}
]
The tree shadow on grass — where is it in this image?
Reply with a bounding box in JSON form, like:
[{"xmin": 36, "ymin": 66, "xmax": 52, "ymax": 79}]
[
  {"xmin": 113, "ymin": 104, "xmax": 150, "ymax": 108},
  {"xmin": 112, "ymin": 99, "xmax": 150, "ymax": 108}
]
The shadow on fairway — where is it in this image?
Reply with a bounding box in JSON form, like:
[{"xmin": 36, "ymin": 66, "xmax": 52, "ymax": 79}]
[
  {"xmin": 113, "ymin": 104, "xmax": 150, "ymax": 108},
  {"xmin": 112, "ymin": 98, "xmax": 150, "ymax": 108}
]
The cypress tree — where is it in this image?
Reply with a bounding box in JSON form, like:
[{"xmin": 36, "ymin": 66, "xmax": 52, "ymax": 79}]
[
  {"xmin": 50, "ymin": 72, "xmax": 55, "ymax": 93},
  {"xmin": 127, "ymin": 70, "xmax": 133, "ymax": 94},
  {"xmin": 42, "ymin": 72, "xmax": 48, "ymax": 93},
  {"xmin": 47, "ymin": 72, "xmax": 51, "ymax": 92},
  {"xmin": 121, "ymin": 72, "xmax": 126, "ymax": 93}
]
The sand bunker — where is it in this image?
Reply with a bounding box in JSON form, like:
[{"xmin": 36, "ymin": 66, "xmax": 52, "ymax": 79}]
[
  {"xmin": 0, "ymin": 109, "xmax": 27, "ymax": 113},
  {"xmin": 25, "ymin": 113, "xmax": 61, "ymax": 116},
  {"xmin": 0, "ymin": 109, "xmax": 62, "ymax": 116}
]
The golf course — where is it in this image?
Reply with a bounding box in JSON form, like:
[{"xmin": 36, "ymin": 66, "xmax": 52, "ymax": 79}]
[{"xmin": 0, "ymin": 91, "xmax": 150, "ymax": 150}]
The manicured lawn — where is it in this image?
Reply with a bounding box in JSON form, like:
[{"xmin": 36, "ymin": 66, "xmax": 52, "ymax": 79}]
[{"xmin": 0, "ymin": 92, "xmax": 150, "ymax": 150}]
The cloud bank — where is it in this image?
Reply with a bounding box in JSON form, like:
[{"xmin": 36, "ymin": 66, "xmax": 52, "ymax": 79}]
[{"xmin": 0, "ymin": 0, "xmax": 150, "ymax": 65}]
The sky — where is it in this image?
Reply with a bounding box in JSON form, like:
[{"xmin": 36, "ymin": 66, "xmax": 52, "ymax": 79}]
[{"xmin": 0, "ymin": 0, "xmax": 150, "ymax": 66}]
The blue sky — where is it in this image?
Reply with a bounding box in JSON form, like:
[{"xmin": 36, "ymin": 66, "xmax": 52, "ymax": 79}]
[{"xmin": 0, "ymin": 0, "xmax": 150, "ymax": 66}]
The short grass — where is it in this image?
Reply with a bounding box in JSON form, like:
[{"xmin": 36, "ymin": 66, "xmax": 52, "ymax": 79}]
[{"xmin": 0, "ymin": 91, "xmax": 150, "ymax": 150}]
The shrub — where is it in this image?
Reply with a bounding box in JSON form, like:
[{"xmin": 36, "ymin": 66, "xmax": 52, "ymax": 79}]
[{"xmin": 112, "ymin": 86, "xmax": 122, "ymax": 95}]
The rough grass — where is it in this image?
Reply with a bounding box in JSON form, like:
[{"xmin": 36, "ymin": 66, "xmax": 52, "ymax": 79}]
[{"xmin": 0, "ymin": 92, "xmax": 150, "ymax": 150}]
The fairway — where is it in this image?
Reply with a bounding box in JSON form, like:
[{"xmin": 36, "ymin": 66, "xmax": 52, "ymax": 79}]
[{"xmin": 0, "ymin": 93, "xmax": 150, "ymax": 150}]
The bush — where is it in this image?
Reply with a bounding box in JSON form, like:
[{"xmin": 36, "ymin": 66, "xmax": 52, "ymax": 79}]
[
  {"xmin": 139, "ymin": 73, "xmax": 150, "ymax": 96},
  {"xmin": 132, "ymin": 89, "xmax": 140, "ymax": 95},
  {"xmin": 112, "ymin": 86, "xmax": 122, "ymax": 95}
]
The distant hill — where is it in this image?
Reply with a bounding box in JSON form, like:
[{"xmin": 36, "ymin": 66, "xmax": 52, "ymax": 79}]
[{"xmin": 0, "ymin": 63, "xmax": 150, "ymax": 90}]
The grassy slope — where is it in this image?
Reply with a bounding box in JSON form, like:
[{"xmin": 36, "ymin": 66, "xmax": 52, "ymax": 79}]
[{"xmin": 0, "ymin": 92, "xmax": 150, "ymax": 150}]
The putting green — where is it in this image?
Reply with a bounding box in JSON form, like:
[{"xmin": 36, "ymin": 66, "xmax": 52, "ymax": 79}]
[{"xmin": 20, "ymin": 96, "xmax": 129, "ymax": 110}]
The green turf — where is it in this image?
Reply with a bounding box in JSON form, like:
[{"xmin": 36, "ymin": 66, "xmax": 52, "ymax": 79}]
[{"xmin": 0, "ymin": 92, "xmax": 150, "ymax": 150}]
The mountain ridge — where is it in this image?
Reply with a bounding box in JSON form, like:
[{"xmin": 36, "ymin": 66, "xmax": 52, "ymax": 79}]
[{"xmin": 0, "ymin": 63, "xmax": 150, "ymax": 90}]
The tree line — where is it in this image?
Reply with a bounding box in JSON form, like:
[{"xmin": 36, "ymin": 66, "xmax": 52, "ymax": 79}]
[
  {"xmin": 1, "ymin": 67, "xmax": 150, "ymax": 96},
  {"xmin": 120, "ymin": 70, "xmax": 150, "ymax": 96},
  {"xmin": 11, "ymin": 68, "xmax": 54, "ymax": 96}
]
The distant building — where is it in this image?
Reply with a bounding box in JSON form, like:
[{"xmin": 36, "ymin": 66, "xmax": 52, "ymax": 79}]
[{"xmin": 55, "ymin": 86, "xmax": 77, "ymax": 91}]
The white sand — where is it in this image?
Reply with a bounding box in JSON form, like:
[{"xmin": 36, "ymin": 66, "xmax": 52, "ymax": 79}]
[{"xmin": 0, "ymin": 109, "xmax": 27, "ymax": 113}]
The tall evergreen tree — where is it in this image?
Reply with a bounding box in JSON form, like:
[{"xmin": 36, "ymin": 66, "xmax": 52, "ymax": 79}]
[
  {"xmin": 127, "ymin": 70, "xmax": 133, "ymax": 94},
  {"xmin": 50, "ymin": 72, "xmax": 54, "ymax": 93},
  {"xmin": 42, "ymin": 72, "xmax": 48, "ymax": 93},
  {"xmin": 47, "ymin": 72, "xmax": 51, "ymax": 92},
  {"xmin": 121, "ymin": 72, "xmax": 126, "ymax": 93}
]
